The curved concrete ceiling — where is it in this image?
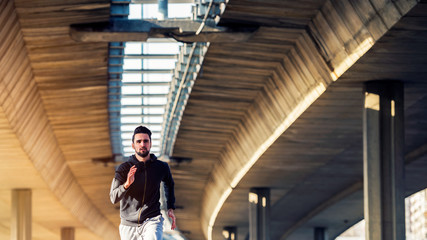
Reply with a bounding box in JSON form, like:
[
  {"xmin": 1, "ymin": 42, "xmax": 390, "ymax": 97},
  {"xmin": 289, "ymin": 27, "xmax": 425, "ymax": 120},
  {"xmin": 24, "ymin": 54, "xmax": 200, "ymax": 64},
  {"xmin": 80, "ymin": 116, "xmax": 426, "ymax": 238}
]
[
  {"xmin": 0, "ymin": 0, "xmax": 119, "ymax": 239},
  {"xmin": 2, "ymin": 1, "xmax": 426, "ymax": 240},
  {"xmin": 171, "ymin": 1, "xmax": 427, "ymax": 239}
]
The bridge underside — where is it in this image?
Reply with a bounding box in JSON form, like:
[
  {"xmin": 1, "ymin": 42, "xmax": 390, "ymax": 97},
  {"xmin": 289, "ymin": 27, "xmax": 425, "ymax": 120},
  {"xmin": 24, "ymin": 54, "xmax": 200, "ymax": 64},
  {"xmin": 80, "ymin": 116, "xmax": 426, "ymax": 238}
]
[
  {"xmin": 171, "ymin": 1, "xmax": 427, "ymax": 239},
  {"xmin": 0, "ymin": 0, "xmax": 427, "ymax": 240},
  {"xmin": 0, "ymin": 0, "xmax": 118, "ymax": 239}
]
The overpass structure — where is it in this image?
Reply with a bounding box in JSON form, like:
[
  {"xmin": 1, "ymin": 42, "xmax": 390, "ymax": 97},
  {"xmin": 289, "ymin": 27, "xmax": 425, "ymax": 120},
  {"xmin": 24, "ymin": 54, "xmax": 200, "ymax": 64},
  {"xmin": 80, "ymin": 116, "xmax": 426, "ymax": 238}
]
[{"xmin": 0, "ymin": 0, "xmax": 427, "ymax": 240}]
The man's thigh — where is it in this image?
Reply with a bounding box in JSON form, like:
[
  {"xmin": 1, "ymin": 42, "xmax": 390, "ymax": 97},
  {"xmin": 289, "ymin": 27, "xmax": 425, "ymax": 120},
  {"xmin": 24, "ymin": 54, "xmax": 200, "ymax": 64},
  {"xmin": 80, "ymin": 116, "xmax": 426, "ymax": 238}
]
[
  {"xmin": 119, "ymin": 224, "xmax": 142, "ymax": 240},
  {"xmin": 119, "ymin": 216, "xmax": 164, "ymax": 240},
  {"xmin": 142, "ymin": 215, "xmax": 164, "ymax": 240}
]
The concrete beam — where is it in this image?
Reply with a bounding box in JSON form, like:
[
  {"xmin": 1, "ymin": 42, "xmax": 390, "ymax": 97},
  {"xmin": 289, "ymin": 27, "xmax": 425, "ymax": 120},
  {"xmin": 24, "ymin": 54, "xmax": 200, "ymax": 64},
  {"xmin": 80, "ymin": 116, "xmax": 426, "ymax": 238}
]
[{"xmin": 70, "ymin": 20, "xmax": 257, "ymax": 43}]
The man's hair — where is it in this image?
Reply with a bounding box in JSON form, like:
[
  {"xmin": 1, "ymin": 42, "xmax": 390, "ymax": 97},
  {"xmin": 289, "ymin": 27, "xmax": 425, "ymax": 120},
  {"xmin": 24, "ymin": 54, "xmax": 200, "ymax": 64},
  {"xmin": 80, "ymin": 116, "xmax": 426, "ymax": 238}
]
[{"xmin": 132, "ymin": 126, "xmax": 152, "ymax": 143}]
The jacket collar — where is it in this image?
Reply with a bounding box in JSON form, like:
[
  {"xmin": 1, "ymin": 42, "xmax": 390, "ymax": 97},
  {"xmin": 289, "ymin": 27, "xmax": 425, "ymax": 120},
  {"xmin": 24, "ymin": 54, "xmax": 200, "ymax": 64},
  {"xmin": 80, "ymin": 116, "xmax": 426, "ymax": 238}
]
[{"xmin": 129, "ymin": 153, "xmax": 157, "ymax": 165}]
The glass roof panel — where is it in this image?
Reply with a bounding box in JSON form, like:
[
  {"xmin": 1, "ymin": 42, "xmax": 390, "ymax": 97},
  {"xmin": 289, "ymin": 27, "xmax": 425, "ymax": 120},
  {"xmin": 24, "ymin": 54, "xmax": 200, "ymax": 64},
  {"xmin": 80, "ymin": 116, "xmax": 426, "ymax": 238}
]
[
  {"xmin": 169, "ymin": 4, "xmax": 193, "ymax": 18},
  {"xmin": 143, "ymin": 97, "xmax": 168, "ymax": 105},
  {"xmin": 152, "ymin": 133, "xmax": 161, "ymax": 139},
  {"xmin": 121, "ymin": 98, "xmax": 142, "ymax": 105},
  {"xmin": 121, "ymin": 117, "xmax": 143, "ymax": 123},
  {"xmin": 121, "ymin": 108, "xmax": 142, "ymax": 114},
  {"xmin": 144, "ymin": 59, "xmax": 177, "ymax": 69},
  {"xmin": 128, "ymin": 4, "xmax": 142, "ymax": 19},
  {"xmin": 143, "ymin": 116, "xmax": 164, "ymax": 123},
  {"xmin": 141, "ymin": 4, "xmax": 158, "ymax": 19},
  {"xmin": 121, "ymin": 132, "xmax": 133, "ymax": 138},
  {"xmin": 122, "ymin": 86, "xmax": 142, "ymax": 94},
  {"xmin": 123, "ymin": 59, "xmax": 142, "ymax": 69},
  {"xmin": 124, "ymin": 42, "xmax": 142, "ymax": 54},
  {"xmin": 142, "ymin": 86, "xmax": 170, "ymax": 94},
  {"xmin": 143, "ymin": 73, "xmax": 173, "ymax": 82},
  {"xmin": 151, "ymin": 147, "xmax": 160, "ymax": 152},
  {"xmin": 143, "ymin": 108, "xmax": 165, "ymax": 114},
  {"xmin": 123, "ymin": 73, "xmax": 142, "ymax": 82},
  {"xmin": 143, "ymin": 43, "xmax": 181, "ymax": 54}
]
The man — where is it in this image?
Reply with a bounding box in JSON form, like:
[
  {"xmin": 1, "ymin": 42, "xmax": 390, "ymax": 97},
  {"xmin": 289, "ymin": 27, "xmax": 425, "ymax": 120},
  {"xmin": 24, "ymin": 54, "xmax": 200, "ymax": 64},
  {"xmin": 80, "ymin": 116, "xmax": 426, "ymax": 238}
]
[{"xmin": 110, "ymin": 126, "xmax": 176, "ymax": 240}]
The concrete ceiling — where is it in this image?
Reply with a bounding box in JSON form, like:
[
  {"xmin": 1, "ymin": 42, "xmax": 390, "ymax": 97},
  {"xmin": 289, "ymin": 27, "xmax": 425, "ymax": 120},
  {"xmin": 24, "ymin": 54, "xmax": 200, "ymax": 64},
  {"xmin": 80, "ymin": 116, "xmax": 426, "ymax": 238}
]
[
  {"xmin": 0, "ymin": 0, "xmax": 118, "ymax": 239},
  {"xmin": 1, "ymin": 0, "xmax": 426, "ymax": 240},
  {"xmin": 171, "ymin": 1, "xmax": 427, "ymax": 239}
]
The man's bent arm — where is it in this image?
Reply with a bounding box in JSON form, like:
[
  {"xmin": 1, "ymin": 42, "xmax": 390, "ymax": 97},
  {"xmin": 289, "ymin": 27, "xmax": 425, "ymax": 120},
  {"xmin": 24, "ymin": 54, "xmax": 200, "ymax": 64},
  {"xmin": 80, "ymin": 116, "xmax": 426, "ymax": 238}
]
[
  {"xmin": 109, "ymin": 178, "xmax": 128, "ymax": 204},
  {"xmin": 163, "ymin": 164, "xmax": 176, "ymax": 210}
]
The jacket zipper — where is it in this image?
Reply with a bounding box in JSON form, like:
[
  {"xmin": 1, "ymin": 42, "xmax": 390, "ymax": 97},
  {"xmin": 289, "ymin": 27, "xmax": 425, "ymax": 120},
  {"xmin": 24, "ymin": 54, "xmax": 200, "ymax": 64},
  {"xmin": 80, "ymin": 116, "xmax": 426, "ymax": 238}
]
[{"xmin": 137, "ymin": 166, "xmax": 147, "ymax": 224}]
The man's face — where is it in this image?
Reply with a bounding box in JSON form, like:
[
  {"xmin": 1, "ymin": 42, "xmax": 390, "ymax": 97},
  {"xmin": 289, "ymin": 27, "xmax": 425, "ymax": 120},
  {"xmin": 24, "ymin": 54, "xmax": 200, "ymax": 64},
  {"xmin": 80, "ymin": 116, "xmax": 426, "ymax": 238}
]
[{"xmin": 132, "ymin": 133, "xmax": 151, "ymax": 158}]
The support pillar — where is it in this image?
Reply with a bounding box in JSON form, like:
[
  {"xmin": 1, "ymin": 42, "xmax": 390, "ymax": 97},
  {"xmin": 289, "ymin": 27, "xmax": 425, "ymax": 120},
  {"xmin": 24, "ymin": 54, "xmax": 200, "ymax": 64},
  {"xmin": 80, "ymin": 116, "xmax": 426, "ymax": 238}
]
[
  {"xmin": 61, "ymin": 227, "xmax": 75, "ymax": 240},
  {"xmin": 363, "ymin": 81, "xmax": 405, "ymax": 240},
  {"xmin": 222, "ymin": 226, "xmax": 237, "ymax": 240},
  {"xmin": 249, "ymin": 188, "xmax": 270, "ymax": 240},
  {"xmin": 11, "ymin": 189, "xmax": 31, "ymax": 240},
  {"xmin": 314, "ymin": 227, "xmax": 327, "ymax": 240}
]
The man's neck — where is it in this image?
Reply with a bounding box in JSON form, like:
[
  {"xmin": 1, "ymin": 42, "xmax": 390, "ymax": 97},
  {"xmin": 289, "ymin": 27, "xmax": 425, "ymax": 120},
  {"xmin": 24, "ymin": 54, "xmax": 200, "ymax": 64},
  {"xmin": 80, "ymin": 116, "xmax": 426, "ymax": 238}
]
[{"xmin": 135, "ymin": 154, "xmax": 151, "ymax": 162}]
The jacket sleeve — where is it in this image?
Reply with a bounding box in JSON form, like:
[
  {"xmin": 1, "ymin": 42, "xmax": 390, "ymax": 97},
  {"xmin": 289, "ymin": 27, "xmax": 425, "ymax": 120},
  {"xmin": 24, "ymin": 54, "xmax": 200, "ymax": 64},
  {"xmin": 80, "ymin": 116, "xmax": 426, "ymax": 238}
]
[
  {"xmin": 109, "ymin": 164, "xmax": 130, "ymax": 204},
  {"xmin": 109, "ymin": 178, "xmax": 129, "ymax": 204},
  {"xmin": 163, "ymin": 163, "xmax": 176, "ymax": 210}
]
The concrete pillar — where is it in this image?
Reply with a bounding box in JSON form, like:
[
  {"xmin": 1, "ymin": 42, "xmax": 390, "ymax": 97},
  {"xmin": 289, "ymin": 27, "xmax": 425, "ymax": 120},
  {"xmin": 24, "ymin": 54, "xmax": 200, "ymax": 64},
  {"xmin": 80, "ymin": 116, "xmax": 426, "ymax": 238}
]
[
  {"xmin": 61, "ymin": 227, "xmax": 75, "ymax": 240},
  {"xmin": 314, "ymin": 227, "xmax": 327, "ymax": 240},
  {"xmin": 222, "ymin": 226, "xmax": 237, "ymax": 240},
  {"xmin": 249, "ymin": 188, "xmax": 270, "ymax": 240},
  {"xmin": 11, "ymin": 189, "xmax": 31, "ymax": 240},
  {"xmin": 158, "ymin": 0, "xmax": 168, "ymax": 20},
  {"xmin": 363, "ymin": 81, "xmax": 405, "ymax": 240}
]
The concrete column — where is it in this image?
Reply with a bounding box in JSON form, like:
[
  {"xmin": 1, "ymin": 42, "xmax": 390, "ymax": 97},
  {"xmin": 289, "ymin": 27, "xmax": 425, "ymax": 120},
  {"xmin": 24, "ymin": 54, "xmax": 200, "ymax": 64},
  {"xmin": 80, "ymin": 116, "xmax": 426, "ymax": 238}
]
[
  {"xmin": 61, "ymin": 227, "xmax": 75, "ymax": 240},
  {"xmin": 363, "ymin": 81, "xmax": 405, "ymax": 240},
  {"xmin": 11, "ymin": 189, "xmax": 31, "ymax": 240},
  {"xmin": 222, "ymin": 226, "xmax": 237, "ymax": 240},
  {"xmin": 249, "ymin": 188, "xmax": 270, "ymax": 240},
  {"xmin": 314, "ymin": 227, "xmax": 327, "ymax": 240}
]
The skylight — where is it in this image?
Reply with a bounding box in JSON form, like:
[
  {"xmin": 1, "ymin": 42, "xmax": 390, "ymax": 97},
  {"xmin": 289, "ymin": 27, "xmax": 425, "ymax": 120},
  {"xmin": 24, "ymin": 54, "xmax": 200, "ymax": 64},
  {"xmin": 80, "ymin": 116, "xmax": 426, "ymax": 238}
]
[{"xmin": 119, "ymin": 2, "xmax": 193, "ymax": 157}]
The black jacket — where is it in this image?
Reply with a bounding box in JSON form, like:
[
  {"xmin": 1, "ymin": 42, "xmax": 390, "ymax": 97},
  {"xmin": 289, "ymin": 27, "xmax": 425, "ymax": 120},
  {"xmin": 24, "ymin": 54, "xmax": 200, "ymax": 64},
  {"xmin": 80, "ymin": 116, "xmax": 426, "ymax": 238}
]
[{"xmin": 110, "ymin": 154, "xmax": 175, "ymax": 226}]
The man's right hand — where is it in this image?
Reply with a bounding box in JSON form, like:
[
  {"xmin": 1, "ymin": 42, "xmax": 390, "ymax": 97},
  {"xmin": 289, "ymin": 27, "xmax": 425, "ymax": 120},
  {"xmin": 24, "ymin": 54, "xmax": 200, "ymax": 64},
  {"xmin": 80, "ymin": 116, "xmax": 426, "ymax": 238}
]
[{"xmin": 124, "ymin": 165, "xmax": 137, "ymax": 189}]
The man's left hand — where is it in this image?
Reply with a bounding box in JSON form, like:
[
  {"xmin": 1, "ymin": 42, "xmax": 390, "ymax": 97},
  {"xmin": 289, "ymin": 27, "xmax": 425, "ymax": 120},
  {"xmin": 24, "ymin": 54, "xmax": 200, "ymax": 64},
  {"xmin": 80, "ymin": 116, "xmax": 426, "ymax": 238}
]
[{"xmin": 168, "ymin": 209, "xmax": 176, "ymax": 230}]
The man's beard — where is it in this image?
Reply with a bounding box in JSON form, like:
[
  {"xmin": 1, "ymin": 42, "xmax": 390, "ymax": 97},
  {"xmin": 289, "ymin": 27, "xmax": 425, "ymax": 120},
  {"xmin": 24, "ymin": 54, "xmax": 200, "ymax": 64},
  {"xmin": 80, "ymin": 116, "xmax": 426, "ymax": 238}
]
[{"xmin": 136, "ymin": 148, "xmax": 149, "ymax": 158}]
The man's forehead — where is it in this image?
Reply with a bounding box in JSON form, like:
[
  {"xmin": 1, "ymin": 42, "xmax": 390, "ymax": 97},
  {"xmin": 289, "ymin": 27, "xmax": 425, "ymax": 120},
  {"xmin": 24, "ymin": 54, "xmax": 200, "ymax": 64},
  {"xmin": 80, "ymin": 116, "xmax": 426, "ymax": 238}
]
[{"xmin": 134, "ymin": 133, "xmax": 150, "ymax": 140}]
